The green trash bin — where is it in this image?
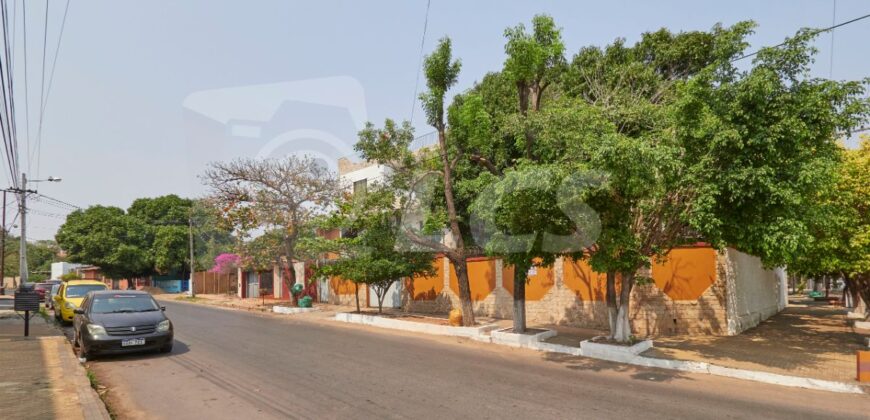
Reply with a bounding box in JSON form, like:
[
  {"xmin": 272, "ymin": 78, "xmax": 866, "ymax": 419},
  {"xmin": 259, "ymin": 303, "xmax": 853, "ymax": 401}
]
[
  {"xmin": 291, "ymin": 283, "xmax": 304, "ymax": 296},
  {"xmin": 298, "ymin": 296, "xmax": 313, "ymax": 308}
]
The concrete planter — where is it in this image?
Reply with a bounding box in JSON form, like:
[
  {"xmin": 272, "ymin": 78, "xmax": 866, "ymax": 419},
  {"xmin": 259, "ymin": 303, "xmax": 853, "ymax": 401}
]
[
  {"xmin": 490, "ymin": 328, "xmax": 557, "ymax": 348},
  {"xmin": 272, "ymin": 306, "xmax": 318, "ymax": 315},
  {"xmin": 580, "ymin": 338, "xmax": 654, "ymax": 362},
  {"xmin": 334, "ymin": 312, "xmax": 498, "ymax": 340}
]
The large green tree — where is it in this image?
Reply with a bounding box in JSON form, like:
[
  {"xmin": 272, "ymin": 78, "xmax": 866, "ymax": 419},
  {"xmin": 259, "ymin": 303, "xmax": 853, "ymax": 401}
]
[{"xmin": 55, "ymin": 206, "xmax": 153, "ymax": 281}]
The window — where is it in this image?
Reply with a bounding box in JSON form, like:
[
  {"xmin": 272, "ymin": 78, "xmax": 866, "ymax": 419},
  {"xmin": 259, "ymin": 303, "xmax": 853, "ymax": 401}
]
[
  {"xmin": 353, "ymin": 179, "xmax": 367, "ymax": 198},
  {"xmin": 90, "ymin": 294, "xmax": 160, "ymax": 313},
  {"xmin": 65, "ymin": 284, "xmax": 108, "ymax": 298}
]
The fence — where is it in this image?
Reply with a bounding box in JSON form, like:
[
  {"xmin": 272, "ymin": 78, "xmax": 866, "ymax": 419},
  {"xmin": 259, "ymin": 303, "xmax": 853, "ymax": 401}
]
[{"xmin": 192, "ymin": 271, "xmax": 237, "ymax": 295}]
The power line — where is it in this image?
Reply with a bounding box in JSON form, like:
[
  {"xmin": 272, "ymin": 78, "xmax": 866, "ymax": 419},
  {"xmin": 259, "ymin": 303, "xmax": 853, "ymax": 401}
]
[
  {"xmin": 732, "ymin": 12, "xmax": 870, "ymax": 62},
  {"xmin": 33, "ymin": 0, "xmax": 49, "ymax": 178},
  {"xmin": 409, "ymin": 0, "xmax": 431, "ymax": 125},
  {"xmin": 34, "ymin": 192, "xmax": 79, "ymax": 209}
]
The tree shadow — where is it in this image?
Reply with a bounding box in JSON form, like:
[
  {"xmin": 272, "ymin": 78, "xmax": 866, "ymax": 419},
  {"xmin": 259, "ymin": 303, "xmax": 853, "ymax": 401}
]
[{"xmin": 542, "ymin": 352, "xmax": 694, "ymax": 383}]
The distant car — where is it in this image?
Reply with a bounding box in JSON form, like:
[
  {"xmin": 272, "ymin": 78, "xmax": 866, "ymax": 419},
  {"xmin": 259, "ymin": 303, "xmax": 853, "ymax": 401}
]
[
  {"xmin": 46, "ymin": 282, "xmax": 63, "ymax": 310},
  {"xmin": 73, "ymin": 290, "xmax": 173, "ymax": 360},
  {"xmin": 38, "ymin": 280, "xmax": 62, "ymax": 307},
  {"xmin": 32, "ymin": 282, "xmax": 57, "ymax": 300},
  {"xmin": 54, "ymin": 280, "xmax": 109, "ymax": 323}
]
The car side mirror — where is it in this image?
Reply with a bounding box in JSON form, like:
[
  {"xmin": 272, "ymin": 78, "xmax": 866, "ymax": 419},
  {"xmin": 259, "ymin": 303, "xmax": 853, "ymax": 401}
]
[
  {"xmin": 160, "ymin": 306, "xmax": 166, "ymax": 311},
  {"xmin": 73, "ymin": 308, "xmax": 84, "ymax": 315}
]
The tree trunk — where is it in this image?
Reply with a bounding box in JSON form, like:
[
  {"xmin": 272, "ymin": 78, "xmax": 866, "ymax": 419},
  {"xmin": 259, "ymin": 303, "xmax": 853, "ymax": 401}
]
[
  {"xmin": 280, "ymin": 259, "xmax": 296, "ymax": 306},
  {"xmin": 612, "ymin": 271, "xmax": 636, "ymax": 343},
  {"xmin": 512, "ymin": 261, "xmax": 529, "ymax": 333},
  {"xmin": 824, "ymin": 275, "xmax": 830, "ymax": 298},
  {"xmin": 436, "ymin": 126, "xmax": 475, "ymax": 327},
  {"xmin": 354, "ymin": 283, "xmax": 360, "ymax": 313},
  {"xmin": 843, "ymin": 272, "xmax": 859, "ymax": 309},
  {"xmin": 377, "ymin": 291, "xmax": 384, "ymax": 314},
  {"xmin": 605, "ymin": 271, "xmax": 618, "ymax": 335},
  {"xmin": 452, "ymin": 258, "xmax": 476, "ymax": 326}
]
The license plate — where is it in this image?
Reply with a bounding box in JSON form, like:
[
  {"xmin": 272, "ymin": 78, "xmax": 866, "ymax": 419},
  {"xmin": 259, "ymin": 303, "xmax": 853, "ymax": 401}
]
[{"xmin": 121, "ymin": 338, "xmax": 145, "ymax": 347}]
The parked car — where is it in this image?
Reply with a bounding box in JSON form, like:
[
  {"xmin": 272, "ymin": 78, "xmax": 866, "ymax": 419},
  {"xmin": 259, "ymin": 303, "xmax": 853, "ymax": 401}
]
[
  {"xmin": 46, "ymin": 283, "xmax": 63, "ymax": 310},
  {"xmin": 73, "ymin": 290, "xmax": 173, "ymax": 360},
  {"xmin": 32, "ymin": 282, "xmax": 57, "ymax": 300},
  {"xmin": 39, "ymin": 280, "xmax": 63, "ymax": 308},
  {"xmin": 54, "ymin": 280, "xmax": 108, "ymax": 323}
]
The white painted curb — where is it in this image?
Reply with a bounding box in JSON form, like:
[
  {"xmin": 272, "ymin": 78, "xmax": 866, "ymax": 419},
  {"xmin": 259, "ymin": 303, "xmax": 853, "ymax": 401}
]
[
  {"xmin": 580, "ymin": 339, "xmax": 653, "ymax": 361},
  {"xmin": 333, "ymin": 312, "xmax": 865, "ymax": 394},
  {"xmin": 334, "ymin": 312, "xmax": 498, "ymax": 339},
  {"xmin": 272, "ymin": 306, "xmax": 318, "ymax": 315},
  {"xmin": 491, "ymin": 328, "xmax": 557, "ymax": 348},
  {"xmin": 853, "ymin": 320, "xmax": 870, "ymax": 330}
]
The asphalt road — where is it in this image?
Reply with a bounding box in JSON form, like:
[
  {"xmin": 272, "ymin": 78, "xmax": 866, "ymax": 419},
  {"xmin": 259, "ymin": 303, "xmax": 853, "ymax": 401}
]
[{"xmin": 85, "ymin": 300, "xmax": 870, "ymax": 420}]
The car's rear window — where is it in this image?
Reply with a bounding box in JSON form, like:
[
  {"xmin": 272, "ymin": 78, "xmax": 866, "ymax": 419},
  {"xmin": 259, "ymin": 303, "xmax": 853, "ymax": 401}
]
[
  {"xmin": 90, "ymin": 295, "xmax": 159, "ymax": 313},
  {"xmin": 65, "ymin": 285, "xmax": 107, "ymax": 298}
]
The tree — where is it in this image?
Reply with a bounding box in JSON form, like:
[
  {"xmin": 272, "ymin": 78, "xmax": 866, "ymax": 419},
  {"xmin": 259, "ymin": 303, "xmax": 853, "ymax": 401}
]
[
  {"xmin": 791, "ymin": 136, "xmax": 870, "ymax": 313},
  {"xmin": 356, "ymin": 38, "xmax": 480, "ymax": 326},
  {"xmin": 202, "ymin": 156, "xmax": 338, "ymax": 301},
  {"xmin": 55, "ymin": 206, "xmax": 153, "ymax": 281},
  {"xmin": 304, "ymin": 188, "xmax": 435, "ymax": 313}
]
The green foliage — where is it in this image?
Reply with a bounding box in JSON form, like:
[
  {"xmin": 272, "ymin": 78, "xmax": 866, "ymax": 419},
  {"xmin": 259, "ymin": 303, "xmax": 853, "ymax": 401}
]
[
  {"xmin": 55, "ymin": 206, "xmax": 153, "ymax": 279},
  {"xmin": 302, "ymin": 187, "xmax": 435, "ymax": 312},
  {"xmin": 419, "ymin": 37, "xmax": 461, "ymax": 130}
]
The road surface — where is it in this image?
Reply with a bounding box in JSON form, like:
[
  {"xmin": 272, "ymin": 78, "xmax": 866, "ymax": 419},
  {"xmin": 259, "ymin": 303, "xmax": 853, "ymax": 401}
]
[{"xmin": 85, "ymin": 300, "xmax": 869, "ymax": 419}]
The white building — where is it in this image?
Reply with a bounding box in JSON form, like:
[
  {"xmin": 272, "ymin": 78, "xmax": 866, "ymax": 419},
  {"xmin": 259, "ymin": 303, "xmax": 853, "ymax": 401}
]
[{"xmin": 50, "ymin": 262, "xmax": 84, "ymax": 280}]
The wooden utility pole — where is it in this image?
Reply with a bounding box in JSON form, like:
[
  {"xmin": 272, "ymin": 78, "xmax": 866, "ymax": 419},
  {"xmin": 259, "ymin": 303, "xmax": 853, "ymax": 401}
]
[
  {"xmin": 188, "ymin": 216, "xmax": 195, "ymax": 297},
  {"xmin": 1, "ymin": 191, "xmax": 6, "ymax": 292}
]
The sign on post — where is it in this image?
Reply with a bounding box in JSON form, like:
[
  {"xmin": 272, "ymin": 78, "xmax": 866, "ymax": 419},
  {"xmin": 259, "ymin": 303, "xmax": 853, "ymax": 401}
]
[{"xmin": 13, "ymin": 289, "xmax": 40, "ymax": 337}]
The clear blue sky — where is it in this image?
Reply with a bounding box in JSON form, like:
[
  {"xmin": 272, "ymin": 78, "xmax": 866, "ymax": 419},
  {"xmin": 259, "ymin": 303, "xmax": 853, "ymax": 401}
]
[{"xmin": 13, "ymin": 0, "xmax": 869, "ymax": 239}]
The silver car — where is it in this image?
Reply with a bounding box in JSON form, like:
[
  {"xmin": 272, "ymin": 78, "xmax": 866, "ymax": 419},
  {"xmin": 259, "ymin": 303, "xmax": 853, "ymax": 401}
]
[{"xmin": 46, "ymin": 282, "xmax": 62, "ymax": 310}]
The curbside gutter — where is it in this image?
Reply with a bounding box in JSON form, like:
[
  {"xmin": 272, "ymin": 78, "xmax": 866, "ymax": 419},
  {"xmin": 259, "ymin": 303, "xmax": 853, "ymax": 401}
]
[{"xmin": 334, "ymin": 312, "xmax": 866, "ymax": 395}]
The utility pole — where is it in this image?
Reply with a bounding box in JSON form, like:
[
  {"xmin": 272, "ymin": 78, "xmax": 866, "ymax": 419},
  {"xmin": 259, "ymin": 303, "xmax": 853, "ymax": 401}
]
[
  {"xmin": 188, "ymin": 215, "xmax": 195, "ymax": 297},
  {"xmin": 19, "ymin": 173, "xmax": 27, "ymax": 284},
  {"xmin": 1, "ymin": 191, "xmax": 5, "ymax": 293}
]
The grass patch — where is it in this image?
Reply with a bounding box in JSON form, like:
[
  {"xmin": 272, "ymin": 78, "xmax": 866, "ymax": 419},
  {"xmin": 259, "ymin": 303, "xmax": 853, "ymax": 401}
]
[{"xmin": 86, "ymin": 367, "xmax": 117, "ymax": 419}]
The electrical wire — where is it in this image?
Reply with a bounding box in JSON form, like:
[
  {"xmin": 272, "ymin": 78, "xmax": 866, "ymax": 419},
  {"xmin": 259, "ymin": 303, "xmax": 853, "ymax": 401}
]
[
  {"xmin": 732, "ymin": 12, "xmax": 870, "ymax": 62},
  {"xmin": 409, "ymin": 0, "xmax": 431, "ymax": 125}
]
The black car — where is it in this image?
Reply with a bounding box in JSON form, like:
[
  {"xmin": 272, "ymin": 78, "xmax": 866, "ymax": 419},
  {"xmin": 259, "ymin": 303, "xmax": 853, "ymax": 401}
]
[{"xmin": 73, "ymin": 290, "xmax": 173, "ymax": 360}]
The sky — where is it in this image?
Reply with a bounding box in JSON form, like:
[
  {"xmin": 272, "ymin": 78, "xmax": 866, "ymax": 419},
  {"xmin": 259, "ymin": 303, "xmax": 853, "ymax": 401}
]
[{"xmin": 7, "ymin": 0, "xmax": 869, "ymax": 240}]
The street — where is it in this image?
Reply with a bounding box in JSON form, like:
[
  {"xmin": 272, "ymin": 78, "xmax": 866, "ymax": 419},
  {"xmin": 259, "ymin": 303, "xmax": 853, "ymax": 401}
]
[{"xmin": 82, "ymin": 301, "xmax": 869, "ymax": 420}]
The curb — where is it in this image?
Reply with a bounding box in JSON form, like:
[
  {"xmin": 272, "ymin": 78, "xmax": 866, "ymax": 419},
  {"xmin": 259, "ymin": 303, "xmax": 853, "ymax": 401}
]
[
  {"xmin": 273, "ymin": 306, "xmax": 318, "ymax": 315},
  {"xmin": 333, "ymin": 312, "xmax": 865, "ymax": 395},
  {"xmin": 49, "ymin": 336, "xmax": 112, "ymax": 419},
  {"xmin": 334, "ymin": 312, "xmax": 499, "ymax": 339}
]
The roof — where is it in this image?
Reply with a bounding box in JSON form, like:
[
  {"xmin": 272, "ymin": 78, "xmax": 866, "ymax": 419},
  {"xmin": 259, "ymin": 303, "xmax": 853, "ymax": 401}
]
[
  {"xmin": 88, "ymin": 290, "xmax": 149, "ymax": 296},
  {"xmin": 64, "ymin": 280, "xmax": 108, "ymax": 286}
]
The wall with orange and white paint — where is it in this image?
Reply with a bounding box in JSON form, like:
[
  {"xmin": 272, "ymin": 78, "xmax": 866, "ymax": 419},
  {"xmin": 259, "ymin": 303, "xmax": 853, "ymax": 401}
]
[{"xmin": 399, "ymin": 247, "xmax": 781, "ymax": 337}]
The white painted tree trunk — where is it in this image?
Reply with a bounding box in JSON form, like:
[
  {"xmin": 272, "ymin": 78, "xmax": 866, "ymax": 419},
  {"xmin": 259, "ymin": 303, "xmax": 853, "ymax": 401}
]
[{"xmin": 612, "ymin": 304, "xmax": 631, "ymax": 343}]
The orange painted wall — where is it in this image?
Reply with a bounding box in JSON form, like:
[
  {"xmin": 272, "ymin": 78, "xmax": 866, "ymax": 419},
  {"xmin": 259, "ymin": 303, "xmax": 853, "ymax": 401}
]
[
  {"xmin": 650, "ymin": 247, "xmax": 717, "ymax": 301},
  {"xmin": 502, "ymin": 263, "xmax": 555, "ymax": 301},
  {"xmin": 448, "ymin": 258, "xmax": 496, "ymax": 301},
  {"xmin": 405, "ymin": 259, "xmax": 444, "ymax": 301},
  {"xmin": 330, "ymin": 276, "xmax": 357, "ymax": 295},
  {"xmin": 563, "ymin": 258, "xmax": 608, "ymax": 301}
]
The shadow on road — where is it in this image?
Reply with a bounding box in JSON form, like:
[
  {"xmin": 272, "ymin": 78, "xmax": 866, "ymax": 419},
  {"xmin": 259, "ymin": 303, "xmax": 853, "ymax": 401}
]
[{"xmin": 542, "ymin": 352, "xmax": 694, "ymax": 383}]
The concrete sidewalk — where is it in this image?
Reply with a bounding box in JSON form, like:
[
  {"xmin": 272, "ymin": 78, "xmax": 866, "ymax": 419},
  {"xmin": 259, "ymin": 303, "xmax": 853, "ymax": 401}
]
[
  {"xmin": 646, "ymin": 298, "xmax": 868, "ymax": 385},
  {"xmin": 0, "ymin": 312, "xmax": 110, "ymax": 420}
]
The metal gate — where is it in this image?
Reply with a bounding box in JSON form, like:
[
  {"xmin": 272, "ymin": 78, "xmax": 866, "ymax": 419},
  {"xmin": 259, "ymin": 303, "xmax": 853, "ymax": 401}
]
[
  {"xmin": 368, "ymin": 280, "xmax": 402, "ymax": 309},
  {"xmin": 246, "ymin": 272, "xmax": 259, "ymax": 298}
]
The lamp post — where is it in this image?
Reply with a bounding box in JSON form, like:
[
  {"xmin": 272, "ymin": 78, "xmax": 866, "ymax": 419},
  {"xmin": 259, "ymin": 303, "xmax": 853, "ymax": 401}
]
[{"xmin": 16, "ymin": 174, "xmax": 62, "ymax": 284}]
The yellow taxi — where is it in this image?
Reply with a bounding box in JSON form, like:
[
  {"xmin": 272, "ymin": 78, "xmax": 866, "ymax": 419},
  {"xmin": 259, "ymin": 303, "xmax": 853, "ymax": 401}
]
[{"xmin": 54, "ymin": 280, "xmax": 108, "ymax": 323}]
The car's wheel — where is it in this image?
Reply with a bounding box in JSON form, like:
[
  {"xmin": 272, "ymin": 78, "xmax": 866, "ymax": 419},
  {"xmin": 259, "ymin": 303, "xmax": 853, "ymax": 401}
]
[
  {"xmin": 159, "ymin": 342, "xmax": 173, "ymax": 354},
  {"xmin": 76, "ymin": 334, "xmax": 92, "ymax": 361}
]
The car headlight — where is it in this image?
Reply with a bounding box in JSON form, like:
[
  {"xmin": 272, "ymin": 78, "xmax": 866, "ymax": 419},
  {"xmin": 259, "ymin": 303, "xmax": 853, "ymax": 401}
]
[
  {"xmin": 64, "ymin": 302, "xmax": 76, "ymax": 309},
  {"xmin": 157, "ymin": 320, "xmax": 171, "ymax": 332},
  {"xmin": 86, "ymin": 324, "xmax": 107, "ymax": 337}
]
